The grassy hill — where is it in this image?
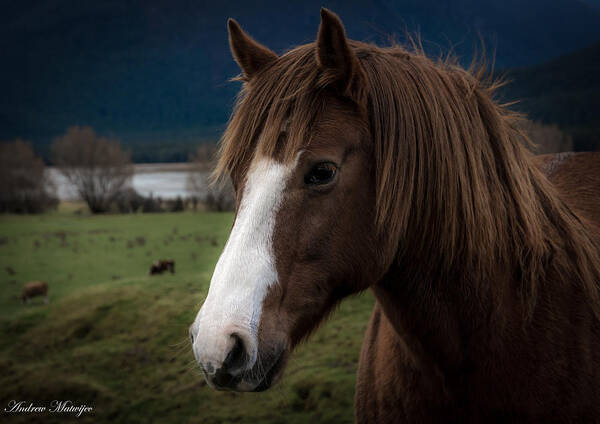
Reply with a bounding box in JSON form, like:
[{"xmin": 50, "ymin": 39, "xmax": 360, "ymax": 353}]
[{"xmin": 0, "ymin": 211, "xmax": 374, "ymax": 423}]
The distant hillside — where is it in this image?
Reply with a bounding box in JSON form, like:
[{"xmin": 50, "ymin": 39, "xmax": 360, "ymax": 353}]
[
  {"xmin": 580, "ymin": 0, "xmax": 600, "ymax": 11},
  {"xmin": 1, "ymin": 1, "xmax": 599, "ymax": 162},
  {"xmin": 500, "ymin": 42, "xmax": 600, "ymax": 152}
]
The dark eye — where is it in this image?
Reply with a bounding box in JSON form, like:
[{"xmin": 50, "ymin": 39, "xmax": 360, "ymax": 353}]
[{"xmin": 304, "ymin": 162, "xmax": 337, "ymax": 186}]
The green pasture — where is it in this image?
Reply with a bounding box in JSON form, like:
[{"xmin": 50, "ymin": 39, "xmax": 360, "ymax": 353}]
[{"xmin": 0, "ymin": 210, "xmax": 374, "ymax": 423}]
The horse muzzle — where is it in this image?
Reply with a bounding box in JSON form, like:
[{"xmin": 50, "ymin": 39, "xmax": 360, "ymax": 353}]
[{"xmin": 189, "ymin": 322, "xmax": 287, "ymax": 392}]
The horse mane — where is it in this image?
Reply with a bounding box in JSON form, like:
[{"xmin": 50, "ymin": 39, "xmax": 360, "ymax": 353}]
[{"xmin": 215, "ymin": 40, "xmax": 600, "ymax": 319}]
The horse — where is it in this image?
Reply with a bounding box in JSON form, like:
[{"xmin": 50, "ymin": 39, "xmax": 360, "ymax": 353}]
[
  {"xmin": 189, "ymin": 9, "xmax": 600, "ymax": 422},
  {"xmin": 149, "ymin": 259, "xmax": 175, "ymax": 275},
  {"xmin": 22, "ymin": 281, "xmax": 48, "ymax": 304}
]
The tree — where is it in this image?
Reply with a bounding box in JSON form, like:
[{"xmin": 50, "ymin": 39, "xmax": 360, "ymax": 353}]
[
  {"xmin": 52, "ymin": 126, "xmax": 133, "ymax": 213},
  {"xmin": 186, "ymin": 144, "xmax": 235, "ymax": 212},
  {"xmin": 0, "ymin": 139, "xmax": 58, "ymax": 213},
  {"xmin": 519, "ymin": 120, "xmax": 574, "ymax": 154}
]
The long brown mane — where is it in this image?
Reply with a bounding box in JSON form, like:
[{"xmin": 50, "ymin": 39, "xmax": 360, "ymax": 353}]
[{"xmin": 215, "ymin": 40, "xmax": 600, "ymax": 319}]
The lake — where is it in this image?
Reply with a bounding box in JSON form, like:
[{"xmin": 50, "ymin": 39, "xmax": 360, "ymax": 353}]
[{"xmin": 49, "ymin": 163, "xmax": 200, "ymax": 200}]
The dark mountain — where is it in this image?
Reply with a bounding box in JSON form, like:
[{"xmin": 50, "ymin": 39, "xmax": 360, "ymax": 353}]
[
  {"xmin": 500, "ymin": 42, "xmax": 600, "ymax": 152},
  {"xmin": 1, "ymin": 0, "xmax": 599, "ymax": 162},
  {"xmin": 580, "ymin": 0, "xmax": 600, "ymax": 11}
]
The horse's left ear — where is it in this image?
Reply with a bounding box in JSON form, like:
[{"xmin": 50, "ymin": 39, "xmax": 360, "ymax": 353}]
[
  {"xmin": 316, "ymin": 8, "xmax": 366, "ymax": 99},
  {"xmin": 228, "ymin": 18, "xmax": 278, "ymax": 80}
]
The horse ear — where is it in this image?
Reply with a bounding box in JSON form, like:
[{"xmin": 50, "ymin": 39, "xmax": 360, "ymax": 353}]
[
  {"xmin": 228, "ymin": 18, "xmax": 278, "ymax": 80},
  {"xmin": 316, "ymin": 8, "xmax": 365, "ymax": 97}
]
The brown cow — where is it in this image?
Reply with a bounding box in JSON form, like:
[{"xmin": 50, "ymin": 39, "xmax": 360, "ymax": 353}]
[
  {"xmin": 22, "ymin": 281, "xmax": 48, "ymax": 304},
  {"xmin": 148, "ymin": 259, "xmax": 175, "ymax": 275}
]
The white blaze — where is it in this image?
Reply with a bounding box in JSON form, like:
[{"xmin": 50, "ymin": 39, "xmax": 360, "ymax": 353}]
[{"xmin": 191, "ymin": 157, "xmax": 292, "ymax": 371}]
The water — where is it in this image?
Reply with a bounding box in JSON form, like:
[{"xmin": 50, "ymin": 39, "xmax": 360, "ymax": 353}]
[
  {"xmin": 131, "ymin": 171, "xmax": 191, "ymax": 198},
  {"xmin": 48, "ymin": 164, "xmax": 200, "ymax": 200}
]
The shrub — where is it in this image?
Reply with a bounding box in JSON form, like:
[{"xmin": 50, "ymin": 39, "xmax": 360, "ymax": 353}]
[
  {"xmin": 0, "ymin": 140, "xmax": 58, "ymax": 213},
  {"xmin": 186, "ymin": 144, "xmax": 235, "ymax": 212}
]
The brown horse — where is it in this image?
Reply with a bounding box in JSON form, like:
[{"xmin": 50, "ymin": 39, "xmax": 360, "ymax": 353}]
[{"xmin": 189, "ymin": 9, "xmax": 600, "ymax": 422}]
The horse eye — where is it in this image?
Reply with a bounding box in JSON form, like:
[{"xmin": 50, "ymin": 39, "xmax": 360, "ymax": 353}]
[{"xmin": 304, "ymin": 162, "xmax": 337, "ymax": 186}]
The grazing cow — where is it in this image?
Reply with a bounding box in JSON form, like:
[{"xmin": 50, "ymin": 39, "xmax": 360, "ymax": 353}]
[
  {"xmin": 22, "ymin": 281, "xmax": 48, "ymax": 304},
  {"xmin": 149, "ymin": 259, "xmax": 175, "ymax": 275}
]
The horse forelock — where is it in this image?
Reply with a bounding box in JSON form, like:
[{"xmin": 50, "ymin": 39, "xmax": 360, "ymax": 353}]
[{"xmin": 215, "ymin": 38, "xmax": 600, "ymax": 319}]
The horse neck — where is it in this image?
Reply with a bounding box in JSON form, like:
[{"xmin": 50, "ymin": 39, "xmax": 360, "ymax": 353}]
[
  {"xmin": 370, "ymin": 154, "xmax": 600, "ymax": 371},
  {"xmin": 370, "ymin": 260, "xmax": 500, "ymax": 372}
]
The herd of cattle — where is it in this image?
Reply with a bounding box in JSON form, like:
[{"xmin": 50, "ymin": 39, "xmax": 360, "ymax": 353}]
[{"xmin": 20, "ymin": 259, "xmax": 176, "ymax": 304}]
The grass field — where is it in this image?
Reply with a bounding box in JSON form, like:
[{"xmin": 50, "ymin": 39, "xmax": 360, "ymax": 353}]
[{"xmin": 0, "ymin": 210, "xmax": 374, "ymax": 423}]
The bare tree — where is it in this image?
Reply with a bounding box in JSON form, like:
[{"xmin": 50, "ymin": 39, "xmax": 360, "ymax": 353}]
[
  {"xmin": 52, "ymin": 126, "xmax": 133, "ymax": 213},
  {"xmin": 186, "ymin": 144, "xmax": 235, "ymax": 212},
  {"xmin": 519, "ymin": 120, "xmax": 574, "ymax": 154},
  {"xmin": 0, "ymin": 139, "xmax": 58, "ymax": 213},
  {"xmin": 189, "ymin": 143, "xmax": 219, "ymax": 171}
]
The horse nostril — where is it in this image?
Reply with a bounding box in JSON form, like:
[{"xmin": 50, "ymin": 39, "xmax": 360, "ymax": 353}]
[
  {"xmin": 222, "ymin": 334, "xmax": 248, "ymax": 374},
  {"xmin": 189, "ymin": 326, "xmax": 194, "ymax": 344}
]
